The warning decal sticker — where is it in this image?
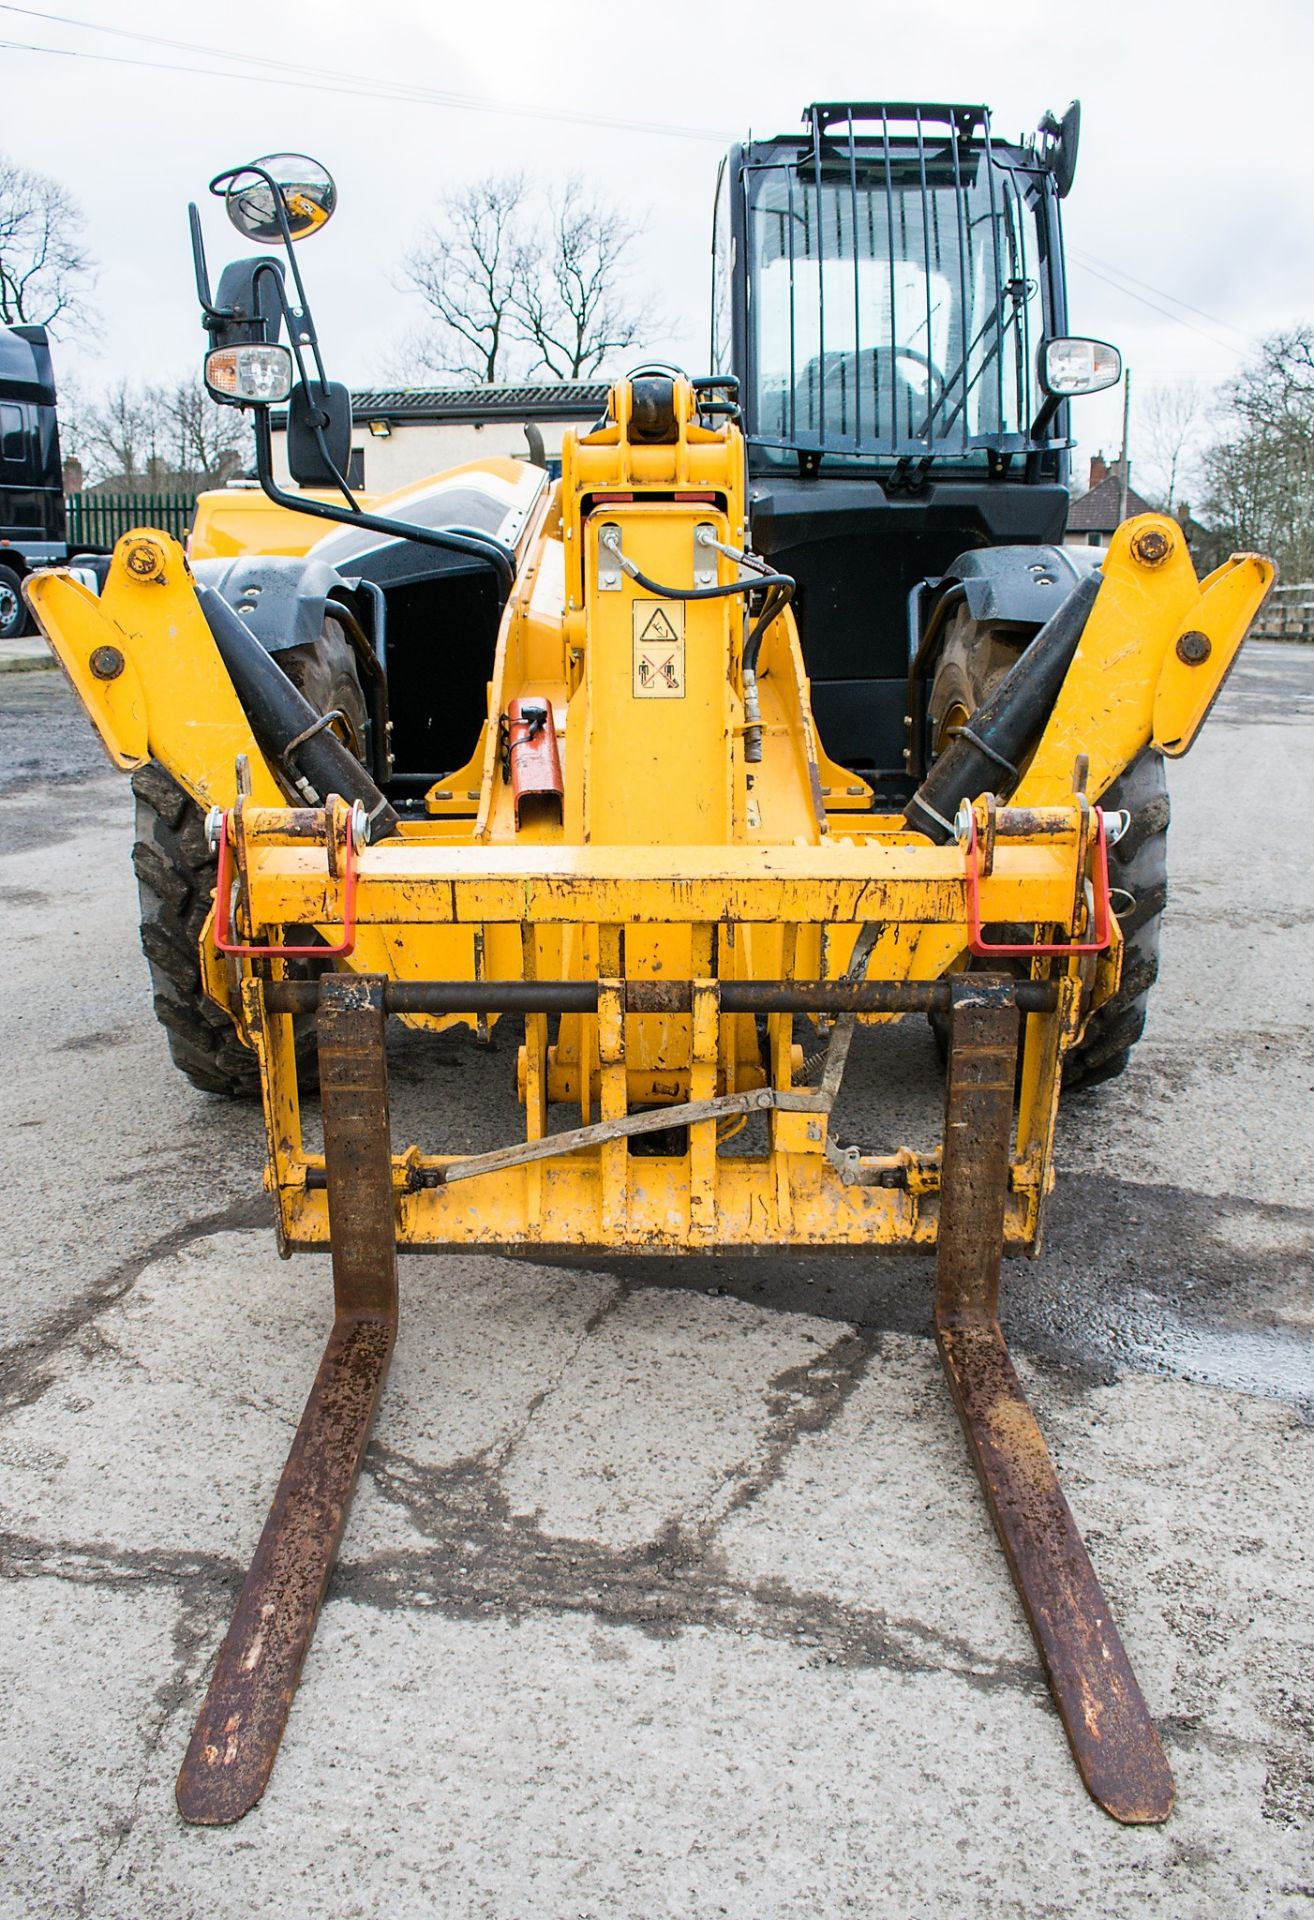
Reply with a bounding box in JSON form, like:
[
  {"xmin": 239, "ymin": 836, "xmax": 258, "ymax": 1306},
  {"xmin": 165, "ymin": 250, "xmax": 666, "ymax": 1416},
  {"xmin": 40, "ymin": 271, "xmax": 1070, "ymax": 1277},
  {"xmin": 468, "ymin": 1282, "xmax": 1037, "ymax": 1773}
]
[{"xmin": 632, "ymin": 600, "xmax": 686, "ymax": 699}]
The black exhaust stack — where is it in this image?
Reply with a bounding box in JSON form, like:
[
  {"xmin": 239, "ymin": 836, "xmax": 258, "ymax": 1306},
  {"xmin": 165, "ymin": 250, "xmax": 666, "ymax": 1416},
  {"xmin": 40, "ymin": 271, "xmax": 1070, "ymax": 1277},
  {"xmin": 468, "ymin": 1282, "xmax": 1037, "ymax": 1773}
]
[
  {"xmin": 199, "ymin": 585, "xmax": 400, "ymax": 841},
  {"xmin": 904, "ymin": 571, "xmax": 1102, "ymax": 843}
]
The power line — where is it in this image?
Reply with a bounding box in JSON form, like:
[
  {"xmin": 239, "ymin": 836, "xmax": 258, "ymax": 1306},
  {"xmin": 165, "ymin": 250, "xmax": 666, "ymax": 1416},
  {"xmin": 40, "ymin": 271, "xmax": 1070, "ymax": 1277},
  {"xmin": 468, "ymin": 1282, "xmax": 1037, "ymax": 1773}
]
[
  {"xmin": 1069, "ymin": 244, "xmax": 1256, "ymax": 347},
  {"xmin": 1069, "ymin": 255, "xmax": 1248, "ymax": 359},
  {"xmin": 0, "ymin": 25, "xmax": 731, "ymax": 144},
  {"xmin": 0, "ymin": 3, "xmax": 521, "ymax": 106}
]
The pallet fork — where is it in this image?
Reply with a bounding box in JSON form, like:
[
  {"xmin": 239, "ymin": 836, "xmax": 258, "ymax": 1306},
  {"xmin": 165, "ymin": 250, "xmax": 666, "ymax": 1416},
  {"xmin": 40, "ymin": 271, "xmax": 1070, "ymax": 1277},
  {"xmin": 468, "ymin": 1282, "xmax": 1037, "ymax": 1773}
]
[
  {"xmin": 175, "ymin": 972, "xmax": 1173, "ymax": 1827},
  {"xmin": 177, "ymin": 977, "xmax": 397, "ymax": 1825}
]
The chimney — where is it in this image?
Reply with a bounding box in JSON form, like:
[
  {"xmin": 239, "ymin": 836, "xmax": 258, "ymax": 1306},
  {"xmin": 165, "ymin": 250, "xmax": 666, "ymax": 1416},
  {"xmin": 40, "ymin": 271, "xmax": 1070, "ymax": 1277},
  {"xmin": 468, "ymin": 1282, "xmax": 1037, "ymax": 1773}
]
[
  {"xmin": 62, "ymin": 454, "xmax": 83, "ymax": 493},
  {"xmin": 1088, "ymin": 451, "xmax": 1109, "ymax": 490}
]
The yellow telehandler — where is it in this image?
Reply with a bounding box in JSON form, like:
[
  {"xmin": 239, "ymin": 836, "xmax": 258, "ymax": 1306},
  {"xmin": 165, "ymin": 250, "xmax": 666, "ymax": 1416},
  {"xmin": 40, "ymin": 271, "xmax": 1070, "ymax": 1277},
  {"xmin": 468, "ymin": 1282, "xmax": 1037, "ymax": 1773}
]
[{"xmin": 27, "ymin": 110, "xmax": 1271, "ymax": 1829}]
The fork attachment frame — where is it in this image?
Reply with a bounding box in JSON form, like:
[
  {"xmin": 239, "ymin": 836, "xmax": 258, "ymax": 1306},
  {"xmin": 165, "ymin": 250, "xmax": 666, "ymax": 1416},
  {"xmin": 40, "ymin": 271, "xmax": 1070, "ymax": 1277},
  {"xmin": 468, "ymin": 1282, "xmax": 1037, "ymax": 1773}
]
[
  {"xmin": 175, "ymin": 976, "xmax": 397, "ymax": 1825},
  {"xmin": 934, "ymin": 976, "xmax": 1175, "ymax": 1825},
  {"xmin": 175, "ymin": 972, "xmax": 1175, "ymax": 1826}
]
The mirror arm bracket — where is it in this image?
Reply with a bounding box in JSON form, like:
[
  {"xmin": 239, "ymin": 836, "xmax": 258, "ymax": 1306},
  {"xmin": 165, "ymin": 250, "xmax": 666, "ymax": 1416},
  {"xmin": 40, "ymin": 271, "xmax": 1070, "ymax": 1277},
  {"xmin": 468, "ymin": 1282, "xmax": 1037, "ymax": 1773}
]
[
  {"xmin": 209, "ymin": 162, "xmax": 330, "ymax": 388},
  {"xmin": 189, "ymin": 202, "xmax": 226, "ymax": 326},
  {"xmin": 1028, "ymin": 393, "xmax": 1063, "ymax": 441},
  {"xmin": 250, "ymin": 412, "xmax": 516, "ymax": 589}
]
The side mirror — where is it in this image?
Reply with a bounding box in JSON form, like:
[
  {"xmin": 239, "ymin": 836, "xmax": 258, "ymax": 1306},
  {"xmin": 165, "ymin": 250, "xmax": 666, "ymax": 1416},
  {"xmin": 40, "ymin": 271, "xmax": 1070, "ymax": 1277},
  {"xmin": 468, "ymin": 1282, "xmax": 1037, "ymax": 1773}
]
[
  {"xmin": 1038, "ymin": 101, "xmax": 1081, "ymax": 199},
  {"xmin": 222, "ymin": 155, "xmax": 336, "ymax": 245},
  {"xmin": 286, "ymin": 379, "xmax": 354, "ymax": 487}
]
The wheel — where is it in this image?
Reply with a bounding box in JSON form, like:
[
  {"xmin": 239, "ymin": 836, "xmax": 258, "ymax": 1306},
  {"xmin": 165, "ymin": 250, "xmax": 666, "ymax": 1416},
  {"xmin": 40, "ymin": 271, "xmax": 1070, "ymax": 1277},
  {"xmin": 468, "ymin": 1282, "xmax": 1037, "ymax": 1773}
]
[
  {"xmin": 0, "ymin": 563, "xmax": 30, "ymax": 640},
  {"xmin": 1064, "ymin": 747, "xmax": 1169, "ymax": 1088},
  {"xmin": 132, "ymin": 760, "xmax": 264, "ymax": 1096},
  {"xmin": 130, "ymin": 614, "xmax": 369, "ymax": 1097},
  {"xmin": 273, "ymin": 610, "xmax": 370, "ymax": 764},
  {"xmin": 926, "ymin": 602, "xmax": 1169, "ymax": 1088}
]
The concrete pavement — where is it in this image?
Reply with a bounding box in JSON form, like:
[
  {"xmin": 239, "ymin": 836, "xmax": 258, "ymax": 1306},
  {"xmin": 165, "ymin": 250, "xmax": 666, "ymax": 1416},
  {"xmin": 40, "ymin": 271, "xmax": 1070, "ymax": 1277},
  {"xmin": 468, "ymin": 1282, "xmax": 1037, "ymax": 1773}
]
[{"xmin": 1, "ymin": 648, "xmax": 1310, "ymax": 1918}]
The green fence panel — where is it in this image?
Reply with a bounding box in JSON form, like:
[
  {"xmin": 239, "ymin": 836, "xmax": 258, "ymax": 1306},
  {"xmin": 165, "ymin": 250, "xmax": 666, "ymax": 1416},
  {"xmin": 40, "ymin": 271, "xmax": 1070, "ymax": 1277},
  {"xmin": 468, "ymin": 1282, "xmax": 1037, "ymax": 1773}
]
[{"xmin": 65, "ymin": 492, "xmax": 198, "ymax": 550}]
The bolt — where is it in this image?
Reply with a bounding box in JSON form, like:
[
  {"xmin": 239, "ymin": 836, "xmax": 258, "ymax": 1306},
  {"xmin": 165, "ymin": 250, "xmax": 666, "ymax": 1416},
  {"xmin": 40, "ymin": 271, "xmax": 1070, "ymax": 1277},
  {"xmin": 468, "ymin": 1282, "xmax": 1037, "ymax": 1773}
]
[
  {"xmin": 124, "ymin": 536, "xmax": 166, "ymax": 581},
  {"xmin": 1176, "ymin": 629, "xmax": 1211, "ymax": 666},
  {"xmin": 89, "ymin": 645, "xmax": 124, "ymax": 680},
  {"xmin": 1130, "ymin": 526, "xmax": 1173, "ymax": 568}
]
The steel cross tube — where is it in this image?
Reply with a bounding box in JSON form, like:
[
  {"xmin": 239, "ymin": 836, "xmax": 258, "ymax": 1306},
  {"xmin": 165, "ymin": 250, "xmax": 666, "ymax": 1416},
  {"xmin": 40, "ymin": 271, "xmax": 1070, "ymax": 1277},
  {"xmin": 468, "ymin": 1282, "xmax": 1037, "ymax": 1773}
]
[
  {"xmin": 176, "ymin": 976, "xmax": 399, "ymax": 1825},
  {"xmin": 933, "ymin": 975, "xmax": 1175, "ymax": 1825},
  {"xmin": 260, "ymin": 977, "xmax": 1062, "ymax": 1018}
]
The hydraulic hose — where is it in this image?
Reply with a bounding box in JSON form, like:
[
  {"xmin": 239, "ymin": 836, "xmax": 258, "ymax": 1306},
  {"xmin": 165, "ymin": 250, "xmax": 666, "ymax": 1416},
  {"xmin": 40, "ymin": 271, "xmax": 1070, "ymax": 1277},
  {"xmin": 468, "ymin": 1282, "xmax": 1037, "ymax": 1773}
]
[
  {"xmin": 619, "ymin": 558, "xmax": 796, "ymax": 605},
  {"xmin": 903, "ymin": 570, "xmax": 1102, "ymax": 843},
  {"xmin": 607, "ymin": 541, "xmax": 796, "ymax": 675}
]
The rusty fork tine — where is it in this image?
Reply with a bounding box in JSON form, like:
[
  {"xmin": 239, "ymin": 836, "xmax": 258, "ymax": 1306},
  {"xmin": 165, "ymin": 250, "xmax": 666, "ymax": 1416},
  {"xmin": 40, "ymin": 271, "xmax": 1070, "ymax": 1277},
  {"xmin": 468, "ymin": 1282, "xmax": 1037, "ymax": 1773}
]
[
  {"xmin": 936, "ymin": 1318, "xmax": 1175, "ymax": 1824},
  {"xmin": 934, "ymin": 978, "xmax": 1175, "ymax": 1826},
  {"xmin": 174, "ymin": 1312, "xmax": 395, "ymax": 1824},
  {"xmin": 176, "ymin": 977, "xmax": 398, "ymax": 1825}
]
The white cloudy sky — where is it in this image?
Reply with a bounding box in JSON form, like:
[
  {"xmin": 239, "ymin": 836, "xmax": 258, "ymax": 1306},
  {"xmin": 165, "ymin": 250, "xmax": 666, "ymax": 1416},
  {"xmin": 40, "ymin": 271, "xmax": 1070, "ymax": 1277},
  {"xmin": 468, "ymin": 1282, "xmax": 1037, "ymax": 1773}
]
[{"xmin": 3, "ymin": 0, "xmax": 1311, "ymax": 491}]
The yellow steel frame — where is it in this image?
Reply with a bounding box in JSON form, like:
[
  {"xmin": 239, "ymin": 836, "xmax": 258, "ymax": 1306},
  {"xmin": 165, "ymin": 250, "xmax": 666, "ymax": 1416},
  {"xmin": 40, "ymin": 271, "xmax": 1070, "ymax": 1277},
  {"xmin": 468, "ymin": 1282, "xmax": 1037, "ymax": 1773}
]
[{"xmin": 25, "ymin": 387, "xmax": 1273, "ymax": 1259}]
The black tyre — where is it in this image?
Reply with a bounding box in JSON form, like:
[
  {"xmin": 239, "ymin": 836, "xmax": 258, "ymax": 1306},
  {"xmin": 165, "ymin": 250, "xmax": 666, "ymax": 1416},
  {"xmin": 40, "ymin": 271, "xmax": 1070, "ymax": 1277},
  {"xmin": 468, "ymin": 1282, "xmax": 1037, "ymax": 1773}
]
[
  {"xmin": 926, "ymin": 605, "xmax": 1169, "ymax": 1089},
  {"xmin": 274, "ymin": 612, "xmax": 370, "ymax": 766},
  {"xmin": 1064, "ymin": 747, "xmax": 1169, "ymax": 1088},
  {"xmin": 131, "ymin": 760, "xmax": 264, "ymax": 1096},
  {"xmin": 0, "ymin": 563, "xmax": 30, "ymax": 640},
  {"xmin": 130, "ymin": 614, "xmax": 369, "ymax": 1097}
]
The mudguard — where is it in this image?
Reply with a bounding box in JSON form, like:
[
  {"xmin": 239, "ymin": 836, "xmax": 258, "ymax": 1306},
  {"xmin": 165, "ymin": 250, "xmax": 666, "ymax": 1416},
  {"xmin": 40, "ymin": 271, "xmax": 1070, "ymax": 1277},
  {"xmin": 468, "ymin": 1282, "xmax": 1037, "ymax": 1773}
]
[
  {"xmin": 191, "ymin": 553, "xmax": 375, "ymax": 657},
  {"xmin": 941, "ymin": 543, "xmax": 1101, "ymax": 629}
]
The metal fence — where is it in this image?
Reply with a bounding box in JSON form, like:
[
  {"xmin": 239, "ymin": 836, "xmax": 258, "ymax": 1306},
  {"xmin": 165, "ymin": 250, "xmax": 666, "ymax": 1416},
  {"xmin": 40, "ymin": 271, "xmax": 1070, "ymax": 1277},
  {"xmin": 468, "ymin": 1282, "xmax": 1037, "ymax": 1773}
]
[
  {"xmin": 65, "ymin": 491, "xmax": 197, "ymax": 550},
  {"xmin": 1249, "ymin": 582, "xmax": 1314, "ymax": 644}
]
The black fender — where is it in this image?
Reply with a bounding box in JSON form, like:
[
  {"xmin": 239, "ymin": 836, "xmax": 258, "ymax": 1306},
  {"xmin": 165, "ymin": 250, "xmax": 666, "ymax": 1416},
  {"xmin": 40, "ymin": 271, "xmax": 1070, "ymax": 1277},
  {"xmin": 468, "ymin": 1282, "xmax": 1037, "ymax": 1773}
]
[
  {"xmin": 190, "ymin": 553, "xmax": 378, "ymax": 658},
  {"xmin": 907, "ymin": 545, "xmax": 1103, "ymax": 782},
  {"xmin": 191, "ymin": 553, "xmax": 389, "ymax": 785},
  {"xmin": 939, "ymin": 543, "xmax": 1101, "ymax": 631}
]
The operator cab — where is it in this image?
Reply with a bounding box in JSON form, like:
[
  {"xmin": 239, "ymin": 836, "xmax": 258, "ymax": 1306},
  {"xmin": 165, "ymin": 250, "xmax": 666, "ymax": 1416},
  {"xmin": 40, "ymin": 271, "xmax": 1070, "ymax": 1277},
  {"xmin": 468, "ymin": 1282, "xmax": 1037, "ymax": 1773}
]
[{"xmin": 712, "ymin": 102, "xmax": 1104, "ymax": 798}]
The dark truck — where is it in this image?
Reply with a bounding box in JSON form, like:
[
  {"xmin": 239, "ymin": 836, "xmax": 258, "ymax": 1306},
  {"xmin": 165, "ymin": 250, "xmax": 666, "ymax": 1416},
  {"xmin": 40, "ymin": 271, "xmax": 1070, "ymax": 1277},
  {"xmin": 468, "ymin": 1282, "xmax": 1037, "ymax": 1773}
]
[{"xmin": 0, "ymin": 322, "xmax": 69, "ymax": 639}]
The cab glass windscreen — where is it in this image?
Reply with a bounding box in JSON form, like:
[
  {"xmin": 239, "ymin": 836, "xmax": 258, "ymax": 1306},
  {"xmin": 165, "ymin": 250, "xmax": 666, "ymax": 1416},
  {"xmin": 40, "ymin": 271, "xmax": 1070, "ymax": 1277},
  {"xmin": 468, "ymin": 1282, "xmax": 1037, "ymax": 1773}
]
[{"xmin": 746, "ymin": 134, "xmax": 1042, "ymax": 464}]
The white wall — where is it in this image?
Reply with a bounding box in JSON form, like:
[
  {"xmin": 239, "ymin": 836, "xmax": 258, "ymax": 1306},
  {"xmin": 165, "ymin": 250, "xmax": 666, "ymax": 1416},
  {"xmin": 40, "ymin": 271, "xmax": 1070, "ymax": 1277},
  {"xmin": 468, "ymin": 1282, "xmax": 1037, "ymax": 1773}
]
[{"xmin": 270, "ymin": 416, "xmax": 584, "ymax": 495}]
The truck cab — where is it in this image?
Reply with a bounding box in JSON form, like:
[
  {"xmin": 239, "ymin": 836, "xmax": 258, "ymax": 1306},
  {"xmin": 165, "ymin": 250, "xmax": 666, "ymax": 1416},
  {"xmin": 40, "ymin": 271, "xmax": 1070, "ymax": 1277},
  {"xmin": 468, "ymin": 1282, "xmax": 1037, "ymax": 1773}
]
[{"xmin": 0, "ymin": 323, "xmax": 68, "ymax": 638}]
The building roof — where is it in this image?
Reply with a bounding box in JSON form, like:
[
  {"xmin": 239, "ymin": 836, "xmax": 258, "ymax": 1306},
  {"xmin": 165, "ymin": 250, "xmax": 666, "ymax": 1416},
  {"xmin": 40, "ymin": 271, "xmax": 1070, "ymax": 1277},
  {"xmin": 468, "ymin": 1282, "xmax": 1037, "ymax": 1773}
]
[
  {"xmin": 1067, "ymin": 472, "xmax": 1153, "ymax": 533},
  {"xmin": 271, "ymin": 381, "xmax": 611, "ymax": 430}
]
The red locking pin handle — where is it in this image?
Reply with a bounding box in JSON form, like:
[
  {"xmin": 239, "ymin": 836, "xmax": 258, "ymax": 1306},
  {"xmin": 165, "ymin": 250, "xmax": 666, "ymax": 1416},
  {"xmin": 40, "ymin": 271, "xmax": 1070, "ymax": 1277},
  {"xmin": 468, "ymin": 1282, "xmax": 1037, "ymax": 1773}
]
[
  {"xmin": 964, "ymin": 805, "xmax": 1113, "ymax": 959},
  {"xmin": 213, "ymin": 809, "xmax": 360, "ymax": 959}
]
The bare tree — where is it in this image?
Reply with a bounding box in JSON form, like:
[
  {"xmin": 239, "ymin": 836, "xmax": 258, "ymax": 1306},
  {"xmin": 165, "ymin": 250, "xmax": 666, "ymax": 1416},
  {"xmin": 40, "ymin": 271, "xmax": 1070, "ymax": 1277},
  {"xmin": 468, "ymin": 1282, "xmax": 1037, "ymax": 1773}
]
[
  {"xmin": 511, "ymin": 177, "xmax": 647, "ymax": 380},
  {"xmin": 1136, "ymin": 380, "xmax": 1206, "ymax": 514},
  {"xmin": 1200, "ymin": 324, "xmax": 1314, "ymax": 579},
  {"xmin": 66, "ymin": 377, "xmax": 249, "ymax": 489},
  {"xmin": 166, "ymin": 377, "xmax": 249, "ymax": 484},
  {"xmin": 402, "ymin": 171, "xmax": 654, "ymax": 385},
  {"xmin": 70, "ymin": 379, "xmax": 164, "ymax": 487},
  {"xmin": 0, "ymin": 154, "xmax": 97, "ymax": 335},
  {"xmin": 403, "ymin": 175, "xmax": 529, "ymax": 384}
]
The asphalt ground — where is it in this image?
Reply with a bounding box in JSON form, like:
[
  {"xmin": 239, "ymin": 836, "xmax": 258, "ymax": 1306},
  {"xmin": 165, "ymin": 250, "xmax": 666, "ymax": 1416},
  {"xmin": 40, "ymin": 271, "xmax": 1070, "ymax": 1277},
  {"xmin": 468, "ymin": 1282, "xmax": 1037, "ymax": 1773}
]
[{"xmin": 0, "ymin": 645, "xmax": 1311, "ymax": 1918}]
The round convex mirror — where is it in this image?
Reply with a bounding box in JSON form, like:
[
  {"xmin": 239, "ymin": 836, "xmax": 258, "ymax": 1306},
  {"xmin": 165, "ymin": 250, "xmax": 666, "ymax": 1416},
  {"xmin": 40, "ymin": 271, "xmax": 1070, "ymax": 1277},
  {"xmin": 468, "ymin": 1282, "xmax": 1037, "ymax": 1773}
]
[{"xmin": 224, "ymin": 154, "xmax": 337, "ymax": 244}]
